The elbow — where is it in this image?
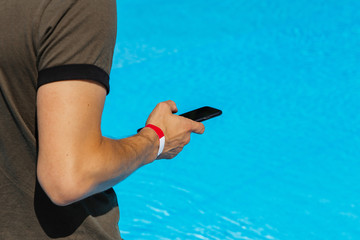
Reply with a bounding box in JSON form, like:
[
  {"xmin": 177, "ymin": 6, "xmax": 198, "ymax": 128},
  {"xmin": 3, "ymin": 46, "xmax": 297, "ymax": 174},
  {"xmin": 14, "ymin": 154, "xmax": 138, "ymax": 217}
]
[
  {"xmin": 37, "ymin": 158, "xmax": 89, "ymax": 206},
  {"xmin": 43, "ymin": 189, "xmax": 76, "ymax": 207},
  {"xmin": 46, "ymin": 189, "xmax": 77, "ymax": 207},
  {"xmin": 37, "ymin": 170, "xmax": 79, "ymax": 206}
]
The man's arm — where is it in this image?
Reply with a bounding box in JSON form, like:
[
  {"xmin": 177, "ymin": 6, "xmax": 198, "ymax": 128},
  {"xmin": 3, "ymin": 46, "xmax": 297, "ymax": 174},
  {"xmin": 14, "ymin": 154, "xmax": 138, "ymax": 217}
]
[{"xmin": 37, "ymin": 80, "xmax": 204, "ymax": 206}]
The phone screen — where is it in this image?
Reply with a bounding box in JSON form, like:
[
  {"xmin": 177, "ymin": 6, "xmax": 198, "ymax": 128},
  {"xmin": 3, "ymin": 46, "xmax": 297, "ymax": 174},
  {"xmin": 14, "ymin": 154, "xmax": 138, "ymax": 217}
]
[{"xmin": 180, "ymin": 106, "xmax": 222, "ymax": 122}]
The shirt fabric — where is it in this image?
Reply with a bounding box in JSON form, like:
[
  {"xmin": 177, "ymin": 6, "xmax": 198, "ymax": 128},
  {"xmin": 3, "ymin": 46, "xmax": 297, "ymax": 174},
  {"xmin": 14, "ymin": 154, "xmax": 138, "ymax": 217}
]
[{"xmin": 0, "ymin": 0, "xmax": 121, "ymax": 239}]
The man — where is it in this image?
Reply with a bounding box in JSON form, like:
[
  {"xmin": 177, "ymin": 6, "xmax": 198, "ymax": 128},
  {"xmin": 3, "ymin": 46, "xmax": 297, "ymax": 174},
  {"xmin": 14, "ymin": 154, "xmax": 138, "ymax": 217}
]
[{"xmin": 0, "ymin": 0, "xmax": 204, "ymax": 239}]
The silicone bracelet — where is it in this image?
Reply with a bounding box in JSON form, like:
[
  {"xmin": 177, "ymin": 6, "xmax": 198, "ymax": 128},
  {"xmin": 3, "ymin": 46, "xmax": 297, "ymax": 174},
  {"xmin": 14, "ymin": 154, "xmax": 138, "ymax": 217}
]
[{"xmin": 144, "ymin": 124, "xmax": 165, "ymax": 156}]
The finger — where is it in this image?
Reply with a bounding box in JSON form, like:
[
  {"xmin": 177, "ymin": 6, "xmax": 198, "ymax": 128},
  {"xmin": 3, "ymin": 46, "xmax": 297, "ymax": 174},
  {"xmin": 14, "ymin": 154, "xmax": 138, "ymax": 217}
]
[
  {"xmin": 191, "ymin": 121, "xmax": 205, "ymax": 134},
  {"xmin": 163, "ymin": 100, "xmax": 178, "ymax": 113}
]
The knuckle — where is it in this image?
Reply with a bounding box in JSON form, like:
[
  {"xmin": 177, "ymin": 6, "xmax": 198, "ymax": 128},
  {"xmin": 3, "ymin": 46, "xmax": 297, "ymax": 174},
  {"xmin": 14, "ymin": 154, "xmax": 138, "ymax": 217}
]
[
  {"xmin": 157, "ymin": 102, "xmax": 167, "ymax": 110},
  {"xmin": 186, "ymin": 121, "xmax": 193, "ymax": 131},
  {"xmin": 184, "ymin": 136, "xmax": 191, "ymax": 145},
  {"xmin": 200, "ymin": 123, "xmax": 205, "ymax": 132}
]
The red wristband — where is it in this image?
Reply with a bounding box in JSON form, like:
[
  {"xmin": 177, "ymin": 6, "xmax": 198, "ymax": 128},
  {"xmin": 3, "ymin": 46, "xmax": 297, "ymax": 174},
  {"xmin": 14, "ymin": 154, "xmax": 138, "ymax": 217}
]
[{"xmin": 145, "ymin": 124, "xmax": 165, "ymax": 156}]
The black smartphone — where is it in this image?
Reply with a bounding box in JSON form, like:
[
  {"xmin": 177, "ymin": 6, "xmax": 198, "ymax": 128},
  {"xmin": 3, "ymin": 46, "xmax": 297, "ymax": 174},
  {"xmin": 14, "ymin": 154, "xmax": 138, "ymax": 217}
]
[
  {"xmin": 179, "ymin": 106, "xmax": 222, "ymax": 122},
  {"xmin": 137, "ymin": 106, "xmax": 222, "ymax": 133}
]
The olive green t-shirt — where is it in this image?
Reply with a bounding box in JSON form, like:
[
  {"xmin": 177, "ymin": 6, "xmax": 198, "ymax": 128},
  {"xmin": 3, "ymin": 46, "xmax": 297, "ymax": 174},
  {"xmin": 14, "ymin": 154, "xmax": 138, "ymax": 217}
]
[{"xmin": 0, "ymin": 0, "xmax": 121, "ymax": 239}]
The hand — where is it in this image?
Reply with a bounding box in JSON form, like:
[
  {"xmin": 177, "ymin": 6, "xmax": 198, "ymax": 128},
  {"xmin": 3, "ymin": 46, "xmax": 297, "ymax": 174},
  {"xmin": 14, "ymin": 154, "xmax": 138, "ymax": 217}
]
[{"xmin": 144, "ymin": 100, "xmax": 205, "ymax": 159}]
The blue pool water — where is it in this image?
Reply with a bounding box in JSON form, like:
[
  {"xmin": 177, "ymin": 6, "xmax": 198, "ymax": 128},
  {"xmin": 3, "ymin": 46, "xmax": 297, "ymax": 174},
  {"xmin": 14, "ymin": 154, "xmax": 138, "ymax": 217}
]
[{"xmin": 102, "ymin": 0, "xmax": 360, "ymax": 239}]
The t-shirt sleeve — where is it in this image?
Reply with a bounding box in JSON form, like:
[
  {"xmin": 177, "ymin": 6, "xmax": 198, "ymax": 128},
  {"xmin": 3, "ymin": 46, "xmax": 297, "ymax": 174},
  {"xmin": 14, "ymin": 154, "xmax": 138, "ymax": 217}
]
[{"xmin": 36, "ymin": 0, "xmax": 117, "ymax": 94}]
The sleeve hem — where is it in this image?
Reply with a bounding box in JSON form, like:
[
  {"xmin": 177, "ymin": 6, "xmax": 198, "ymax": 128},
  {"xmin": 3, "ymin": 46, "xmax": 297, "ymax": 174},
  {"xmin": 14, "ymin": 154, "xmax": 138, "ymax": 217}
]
[{"xmin": 38, "ymin": 64, "xmax": 110, "ymax": 94}]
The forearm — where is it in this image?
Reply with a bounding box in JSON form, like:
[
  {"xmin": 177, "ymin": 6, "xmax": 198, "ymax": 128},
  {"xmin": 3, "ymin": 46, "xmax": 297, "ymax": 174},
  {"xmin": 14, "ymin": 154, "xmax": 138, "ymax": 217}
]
[{"xmin": 89, "ymin": 128, "xmax": 158, "ymax": 194}]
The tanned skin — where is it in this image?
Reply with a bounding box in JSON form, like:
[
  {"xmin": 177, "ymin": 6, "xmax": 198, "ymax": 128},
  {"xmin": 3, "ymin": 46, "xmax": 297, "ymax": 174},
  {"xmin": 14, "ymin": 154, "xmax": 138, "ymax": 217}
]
[{"xmin": 37, "ymin": 80, "xmax": 205, "ymax": 206}]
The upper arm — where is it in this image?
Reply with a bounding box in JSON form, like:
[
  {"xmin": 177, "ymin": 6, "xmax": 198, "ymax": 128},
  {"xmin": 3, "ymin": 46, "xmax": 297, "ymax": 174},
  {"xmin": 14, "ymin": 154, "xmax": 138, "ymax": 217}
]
[
  {"xmin": 36, "ymin": 80, "xmax": 107, "ymax": 205},
  {"xmin": 34, "ymin": 0, "xmax": 117, "ymax": 205}
]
